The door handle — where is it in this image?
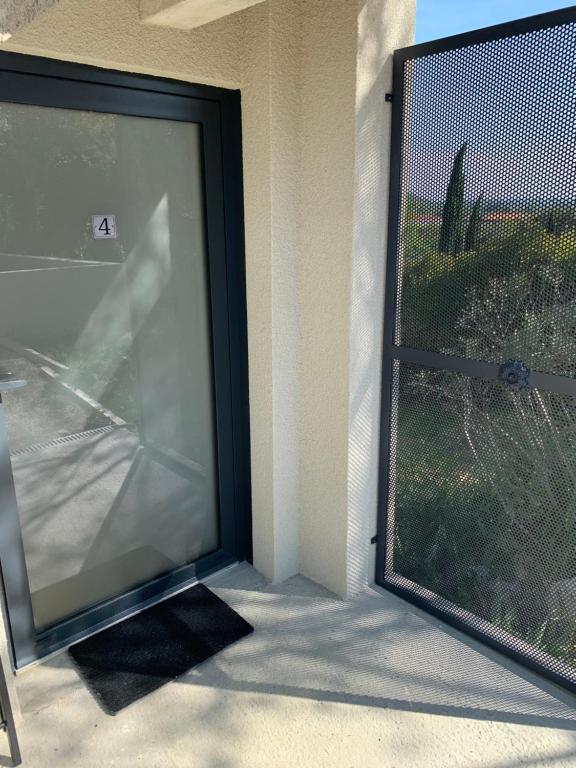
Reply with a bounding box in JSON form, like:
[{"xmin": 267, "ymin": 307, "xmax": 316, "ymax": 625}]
[{"xmin": 0, "ymin": 373, "xmax": 27, "ymax": 392}]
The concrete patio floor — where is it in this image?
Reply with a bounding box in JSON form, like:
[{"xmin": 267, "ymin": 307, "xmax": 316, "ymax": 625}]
[{"xmin": 4, "ymin": 563, "xmax": 576, "ymax": 768}]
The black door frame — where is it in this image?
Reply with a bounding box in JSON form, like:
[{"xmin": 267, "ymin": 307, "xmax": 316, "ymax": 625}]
[
  {"xmin": 376, "ymin": 6, "xmax": 576, "ymax": 694},
  {"xmin": 0, "ymin": 52, "xmax": 251, "ymax": 669}
]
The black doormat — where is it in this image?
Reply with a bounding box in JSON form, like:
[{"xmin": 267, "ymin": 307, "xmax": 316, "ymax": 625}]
[{"xmin": 68, "ymin": 583, "xmax": 253, "ymax": 715}]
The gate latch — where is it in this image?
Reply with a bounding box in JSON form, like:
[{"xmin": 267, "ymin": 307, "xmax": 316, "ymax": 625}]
[{"xmin": 498, "ymin": 359, "xmax": 530, "ymax": 390}]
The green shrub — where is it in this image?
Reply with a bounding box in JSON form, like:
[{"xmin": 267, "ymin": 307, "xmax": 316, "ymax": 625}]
[
  {"xmin": 395, "ymin": 265, "xmax": 576, "ymax": 665},
  {"xmin": 400, "ymin": 217, "xmax": 576, "ymax": 354}
]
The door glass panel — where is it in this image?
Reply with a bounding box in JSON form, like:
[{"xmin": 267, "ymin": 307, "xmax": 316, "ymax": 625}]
[
  {"xmin": 0, "ymin": 102, "xmax": 219, "ymax": 629},
  {"xmin": 387, "ymin": 361, "xmax": 576, "ymax": 686}
]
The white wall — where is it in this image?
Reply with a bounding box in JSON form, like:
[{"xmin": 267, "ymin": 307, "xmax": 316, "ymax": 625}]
[
  {"xmin": 2, "ymin": 0, "xmax": 416, "ymax": 597},
  {"xmin": 346, "ymin": 0, "xmax": 415, "ymax": 594},
  {"xmin": 0, "ymin": 0, "xmax": 58, "ymax": 41},
  {"xmin": 242, "ymin": 1, "xmax": 302, "ymax": 581},
  {"xmin": 1, "ymin": 0, "xmax": 245, "ymax": 87},
  {"xmin": 296, "ymin": 0, "xmax": 357, "ymax": 595},
  {"xmin": 140, "ymin": 0, "xmax": 268, "ymax": 29}
]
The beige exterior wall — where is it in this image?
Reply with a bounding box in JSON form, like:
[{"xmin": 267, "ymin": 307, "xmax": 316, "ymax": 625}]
[
  {"xmin": 0, "ymin": 0, "xmax": 58, "ymax": 41},
  {"xmin": 347, "ymin": 0, "xmax": 415, "ymax": 594},
  {"xmin": 140, "ymin": 0, "xmax": 268, "ymax": 29},
  {"xmin": 297, "ymin": 1, "xmax": 357, "ymax": 595},
  {"xmin": 1, "ymin": 0, "xmax": 415, "ymax": 598},
  {"xmin": 2, "ymin": 0, "xmax": 245, "ymax": 86}
]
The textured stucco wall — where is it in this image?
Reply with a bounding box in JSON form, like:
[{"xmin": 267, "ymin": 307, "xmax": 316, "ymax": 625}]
[
  {"xmin": 346, "ymin": 0, "xmax": 415, "ymax": 595},
  {"xmin": 247, "ymin": 1, "xmax": 303, "ymax": 582},
  {"xmin": 240, "ymin": 0, "xmax": 302, "ymax": 582},
  {"xmin": 1, "ymin": 0, "xmax": 244, "ymax": 87},
  {"xmin": 1, "ymin": 0, "xmax": 416, "ymax": 598},
  {"xmin": 0, "ymin": 0, "xmax": 58, "ymax": 41},
  {"xmin": 141, "ymin": 0, "xmax": 268, "ymax": 29},
  {"xmin": 295, "ymin": 0, "xmax": 415, "ymax": 597},
  {"xmin": 297, "ymin": 0, "xmax": 357, "ymax": 595}
]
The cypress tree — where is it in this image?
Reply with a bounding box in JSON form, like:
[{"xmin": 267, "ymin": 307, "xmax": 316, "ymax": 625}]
[
  {"xmin": 545, "ymin": 210, "xmax": 557, "ymax": 235},
  {"xmin": 438, "ymin": 142, "xmax": 467, "ymax": 254},
  {"xmin": 464, "ymin": 193, "xmax": 483, "ymax": 251},
  {"xmin": 451, "ymin": 170, "xmax": 465, "ymax": 256}
]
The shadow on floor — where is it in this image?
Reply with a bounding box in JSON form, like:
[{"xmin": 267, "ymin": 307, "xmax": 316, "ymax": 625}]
[
  {"xmin": 17, "ymin": 564, "xmax": 576, "ymax": 737},
  {"xmin": 190, "ymin": 566, "xmax": 576, "ymax": 732}
]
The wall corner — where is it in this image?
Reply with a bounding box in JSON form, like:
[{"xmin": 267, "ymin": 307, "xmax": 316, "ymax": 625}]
[{"xmin": 345, "ymin": 0, "xmax": 416, "ymax": 598}]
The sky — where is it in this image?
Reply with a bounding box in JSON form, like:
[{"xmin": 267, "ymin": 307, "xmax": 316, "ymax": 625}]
[
  {"xmin": 416, "ymin": 0, "xmax": 576, "ymax": 43},
  {"xmin": 410, "ymin": 3, "xmax": 576, "ymax": 202}
]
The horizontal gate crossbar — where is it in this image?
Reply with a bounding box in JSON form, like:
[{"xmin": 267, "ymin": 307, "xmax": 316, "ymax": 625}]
[{"xmin": 388, "ymin": 346, "xmax": 576, "ymax": 398}]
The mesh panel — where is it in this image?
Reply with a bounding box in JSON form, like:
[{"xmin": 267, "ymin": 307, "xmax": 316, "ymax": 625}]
[
  {"xmin": 388, "ymin": 362, "xmax": 576, "ymax": 685},
  {"xmin": 396, "ymin": 21, "xmax": 576, "ymax": 378}
]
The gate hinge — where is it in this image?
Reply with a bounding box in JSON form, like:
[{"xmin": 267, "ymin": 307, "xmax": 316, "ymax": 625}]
[
  {"xmin": 385, "ymin": 93, "xmax": 393, "ymax": 102},
  {"xmin": 370, "ymin": 534, "xmax": 379, "ymax": 544}
]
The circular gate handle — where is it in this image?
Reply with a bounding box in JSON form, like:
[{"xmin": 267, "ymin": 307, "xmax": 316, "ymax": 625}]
[{"xmin": 498, "ymin": 359, "xmax": 530, "ymax": 390}]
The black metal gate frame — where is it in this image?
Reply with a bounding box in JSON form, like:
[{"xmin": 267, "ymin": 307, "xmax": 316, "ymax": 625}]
[
  {"xmin": 375, "ymin": 5, "xmax": 576, "ymax": 694},
  {"xmin": 0, "ymin": 660, "xmax": 20, "ymax": 766}
]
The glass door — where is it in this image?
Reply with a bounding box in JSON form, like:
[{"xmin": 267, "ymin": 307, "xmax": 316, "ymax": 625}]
[{"xmin": 0, "ymin": 56, "xmax": 248, "ymax": 667}]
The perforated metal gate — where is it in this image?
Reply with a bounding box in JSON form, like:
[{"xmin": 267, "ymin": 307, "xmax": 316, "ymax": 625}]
[{"xmin": 376, "ymin": 7, "xmax": 576, "ymax": 692}]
